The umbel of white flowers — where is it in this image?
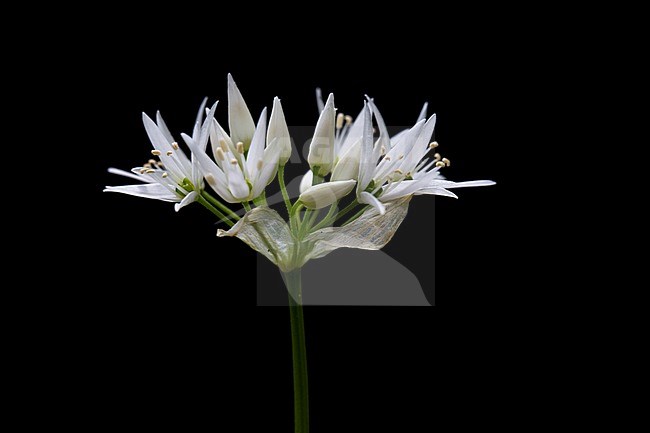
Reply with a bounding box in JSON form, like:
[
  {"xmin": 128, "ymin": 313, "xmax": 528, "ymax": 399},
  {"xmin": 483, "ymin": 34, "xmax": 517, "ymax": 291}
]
[{"xmin": 105, "ymin": 74, "xmax": 494, "ymax": 271}]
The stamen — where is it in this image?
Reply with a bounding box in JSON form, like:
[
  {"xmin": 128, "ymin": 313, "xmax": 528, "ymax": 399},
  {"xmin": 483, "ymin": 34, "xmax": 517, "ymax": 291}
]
[
  {"xmin": 384, "ymin": 156, "xmax": 391, "ymax": 161},
  {"xmin": 394, "ymin": 169, "xmax": 403, "ymax": 175},
  {"xmin": 442, "ymin": 157, "xmax": 450, "ymax": 167},
  {"xmin": 162, "ymin": 172, "xmax": 168, "ymax": 178},
  {"xmin": 345, "ymin": 115, "xmax": 353, "ymax": 125},
  {"xmin": 145, "ymin": 169, "xmax": 156, "ymax": 174},
  {"xmin": 429, "ymin": 141, "xmax": 439, "ymax": 149},
  {"xmin": 155, "ymin": 161, "xmax": 165, "ymax": 168},
  {"xmin": 381, "ymin": 146, "xmax": 386, "ymax": 156},
  {"xmin": 205, "ymin": 174, "xmax": 215, "ymax": 184},
  {"xmin": 435, "ymin": 161, "xmax": 446, "ymax": 168},
  {"xmin": 236, "ymin": 142, "xmax": 244, "ymax": 154},
  {"xmin": 151, "ymin": 150, "xmax": 161, "ymax": 156},
  {"xmin": 220, "ymin": 139, "xmax": 229, "ymax": 153},
  {"xmin": 256, "ymin": 159, "xmax": 263, "ymax": 170},
  {"xmin": 143, "ymin": 163, "xmax": 152, "ymax": 169},
  {"xmin": 336, "ymin": 113, "xmax": 344, "ymax": 130},
  {"xmin": 398, "ymin": 154, "xmax": 404, "ymax": 160},
  {"xmin": 434, "ymin": 153, "xmax": 441, "ymax": 161},
  {"xmin": 166, "ymin": 150, "xmax": 173, "ymax": 156},
  {"xmin": 215, "ymin": 148, "xmax": 225, "ymax": 161},
  {"xmin": 148, "ymin": 159, "xmax": 157, "ymax": 165},
  {"xmin": 139, "ymin": 169, "xmax": 147, "ymax": 174},
  {"xmin": 230, "ymin": 158, "xmax": 238, "ymax": 165},
  {"xmin": 172, "ymin": 142, "xmax": 179, "ymax": 150}
]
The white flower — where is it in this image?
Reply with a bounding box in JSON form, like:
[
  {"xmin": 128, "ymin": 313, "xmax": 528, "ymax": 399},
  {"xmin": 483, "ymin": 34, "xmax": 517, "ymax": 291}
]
[
  {"xmin": 105, "ymin": 100, "xmax": 217, "ymax": 212},
  {"xmin": 299, "ymin": 180, "xmax": 356, "ymax": 209},
  {"xmin": 227, "ymin": 73, "xmax": 256, "ymax": 151},
  {"xmin": 307, "ymin": 93, "xmax": 336, "ymax": 177},
  {"xmin": 189, "ymin": 107, "xmax": 282, "ymax": 203},
  {"xmin": 268, "ymin": 97, "xmax": 292, "ymax": 166}
]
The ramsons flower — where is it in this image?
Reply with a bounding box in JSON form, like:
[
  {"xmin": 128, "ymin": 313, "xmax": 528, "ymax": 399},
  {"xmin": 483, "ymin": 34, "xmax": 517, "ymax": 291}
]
[
  {"xmin": 188, "ymin": 75, "xmax": 283, "ymax": 203},
  {"xmin": 105, "ymin": 100, "xmax": 217, "ymax": 212}
]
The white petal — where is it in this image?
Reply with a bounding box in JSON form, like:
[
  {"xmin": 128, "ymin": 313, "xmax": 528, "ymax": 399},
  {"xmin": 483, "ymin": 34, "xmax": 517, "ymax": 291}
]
[
  {"xmin": 357, "ymin": 103, "xmax": 375, "ymax": 193},
  {"xmin": 268, "ymin": 97, "xmax": 292, "ymax": 165},
  {"xmin": 228, "ymin": 73, "xmax": 256, "ymax": 149},
  {"xmin": 399, "ymin": 114, "xmax": 436, "ymax": 175},
  {"xmin": 251, "ymin": 138, "xmax": 281, "ymax": 198},
  {"xmin": 142, "ymin": 113, "xmax": 190, "ymax": 178},
  {"xmin": 432, "ymin": 180, "xmax": 496, "ymax": 188},
  {"xmin": 299, "ymin": 179, "xmax": 356, "ymax": 209},
  {"xmin": 299, "ymin": 170, "xmax": 313, "ymax": 194},
  {"xmin": 415, "ymin": 187, "xmax": 458, "ymax": 199},
  {"xmin": 223, "ymin": 160, "xmax": 250, "ymax": 201},
  {"xmin": 108, "ymin": 168, "xmax": 151, "ymax": 183},
  {"xmin": 358, "ymin": 191, "xmax": 386, "ymax": 215},
  {"xmin": 379, "ymin": 180, "xmax": 425, "ymax": 202},
  {"xmin": 104, "ymin": 183, "xmax": 178, "ymax": 202},
  {"xmin": 185, "ymin": 135, "xmax": 238, "ymax": 203},
  {"xmin": 155, "ymin": 111, "xmax": 175, "ymax": 144},
  {"xmin": 417, "ymin": 102, "xmax": 428, "ymax": 123},
  {"xmin": 368, "ymin": 99, "xmax": 391, "ymax": 154},
  {"xmin": 331, "ymin": 139, "xmax": 361, "ymax": 181},
  {"xmin": 337, "ymin": 107, "xmax": 364, "ymax": 157},
  {"xmin": 246, "ymin": 107, "xmax": 268, "ymax": 182},
  {"xmin": 315, "ymin": 88, "xmax": 325, "ymax": 113},
  {"xmin": 174, "ymin": 191, "xmax": 199, "ymax": 211},
  {"xmin": 374, "ymin": 120, "xmax": 425, "ymax": 184},
  {"xmin": 307, "ymin": 93, "xmax": 336, "ymax": 177}
]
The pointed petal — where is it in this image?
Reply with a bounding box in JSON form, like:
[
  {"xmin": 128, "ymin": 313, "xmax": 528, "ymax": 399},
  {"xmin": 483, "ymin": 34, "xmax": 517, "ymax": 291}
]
[
  {"xmin": 331, "ymin": 139, "xmax": 361, "ymax": 181},
  {"xmin": 104, "ymin": 183, "xmax": 178, "ymax": 202},
  {"xmin": 417, "ymin": 102, "xmax": 428, "ymax": 123},
  {"xmin": 174, "ymin": 190, "xmax": 199, "ymax": 211},
  {"xmin": 415, "ymin": 187, "xmax": 458, "ymax": 199},
  {"xmin": 185, "ymin": 134, "xmax": 238, "ymax": 203},
  {"xmin": 268, "ymin": 97, "xmax": 292, "ymax": 165},
  {"xmin": 358, "ymin": 191, "xmax": 386, "ymax": 215},
  {"xmin": 432, "ymin": 180, "xmax": 496, "ymax": 188},
  {"xmin": 142, "ymin": 113, "xmax": 190, "ymax": 178},
  {"xmin": 299, "ymin": 170, "xmax": 313, "ymax": 194},
  {"xmin": 108, "ymin": 167, "xmax": 150, "ymax": 183},
  {"xmin": 337, "ymin": 107, "xmax": 364, "ymax": 157},
  {"xmin": 156, "ymin": 111, "xmax": 175, "ymax": 143},
  {"xmin": 252, "ymin": 138, "xmax": 281, "ymax": 198},
  {"xmin": 368, "ymin": 99, "xmax": 391, "ymax": 153},
  {"xmin": 246, "ymin": 107, "xmax": 268, "ymax": 181},
  {"xmin": 315, "ymin": 88, "xmax": 325, "ymax": 113},
  {"xmin": 307, "ymin": 93, "xmax": 336, "ymax": 177},
  {"xmin": 228, "ymin": 73, "xmax": 256, "ymax": 149},
  {"xmin": 299, "ymin": 179, "xmax": 356, "ymax": 209},
  {"xmin": 400, "ymin": 114, "xmax": 436, "ymax": 175},
  {"xmin": 357, "ymin": 103, "xmax": 374, "ymax": 193}
]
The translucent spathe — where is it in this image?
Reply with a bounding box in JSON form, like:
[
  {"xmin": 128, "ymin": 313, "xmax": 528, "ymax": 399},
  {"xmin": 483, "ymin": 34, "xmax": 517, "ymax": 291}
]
[{"xmin": 217, "ymin": 197, "xmax": 411, "ymax": 272}]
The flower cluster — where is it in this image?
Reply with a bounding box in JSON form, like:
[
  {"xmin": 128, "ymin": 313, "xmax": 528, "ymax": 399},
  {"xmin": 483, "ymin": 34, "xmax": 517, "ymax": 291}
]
[{"xmin": 106, "ymin": 75, "xmax": 494, "ymax": 270}]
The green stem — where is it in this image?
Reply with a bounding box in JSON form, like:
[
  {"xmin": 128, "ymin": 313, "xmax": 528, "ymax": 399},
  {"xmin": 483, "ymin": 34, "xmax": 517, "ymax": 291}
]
[
  {"xmin": 201, "ymin": 191, "xmax": 240, "ymax": 221},
  {"xmin": 284, "ymin": 268, "xmax": 309, "ymax": 433},
  {"xmin": 342, "ymin": 205, "xmax": 369, "ymax": 226},
  {"xmin": 278, "ymin": 165, "xmax": 293, "ymax": 216},
  {"xmin": 310, "ymin": 203, "xmax": 339, "ymax": 232},
  {"xmin": 334, "ymin": 199, "xmax": 359, "ymax": 223},
  {"xmin": 196, "ymin": 195, "xmax": 234, "ymax": 227},
  {"xmin": 242, "ymin": 201, "xmax": 252, "ymax": 212}
]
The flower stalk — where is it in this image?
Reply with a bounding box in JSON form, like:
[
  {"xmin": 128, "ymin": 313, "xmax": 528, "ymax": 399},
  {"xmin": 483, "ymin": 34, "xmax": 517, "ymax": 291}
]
[{"xmin": 284, "ymin": 268, "xmax": 309, "ymax": 433}]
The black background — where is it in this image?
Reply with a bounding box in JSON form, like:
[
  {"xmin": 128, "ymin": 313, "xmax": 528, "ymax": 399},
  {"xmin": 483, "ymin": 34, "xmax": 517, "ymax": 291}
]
[{"xmin": 53, "ymin": 25, "xmax": 531, "ymax": 430}]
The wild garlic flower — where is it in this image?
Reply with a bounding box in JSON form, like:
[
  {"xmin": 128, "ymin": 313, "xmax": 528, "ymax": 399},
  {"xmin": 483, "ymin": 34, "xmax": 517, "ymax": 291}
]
[
  {"xmin": 105, "ymin": 100, "xmax": 217, "ymax": 211},
  {"xmin": 188, "ymin": 75, "xmax": 283, "ymax": 203}
]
